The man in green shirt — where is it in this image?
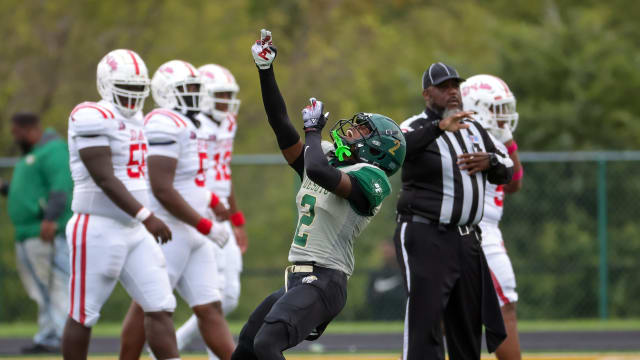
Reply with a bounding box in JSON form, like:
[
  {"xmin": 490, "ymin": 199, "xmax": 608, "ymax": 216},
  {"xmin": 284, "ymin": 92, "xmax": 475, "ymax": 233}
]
[{"xmin": 1, "ymin": 113, "xmax": 72, "ymax": 353}]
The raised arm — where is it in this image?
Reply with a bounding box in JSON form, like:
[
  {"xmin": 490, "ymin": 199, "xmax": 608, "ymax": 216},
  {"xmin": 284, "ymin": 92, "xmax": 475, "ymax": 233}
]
[
  {"xmin": 301, "ymin": 98, "xmax": 372, "ymax": 215},
  {"xmin": 251, "ymin": 29, "xmax": 304, "ymax": 177}
]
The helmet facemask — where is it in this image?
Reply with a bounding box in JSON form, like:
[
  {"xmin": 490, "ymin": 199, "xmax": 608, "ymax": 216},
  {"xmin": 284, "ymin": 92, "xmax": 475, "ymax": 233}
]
[
  {"xmin": 110, "ymin": 81, "xmax": 149, "ymax": 118},
  {"xmin": 204, "ymin": 90, "xmax": 241, "ymax": 122},
  {"xmin": 173, "ymin": 80, "xmax": 203, "ymax": 114},
  {"xmin": 330, "ymin": 113, "xmax": 375, "ymax": 160},
  {"xmin": 490, "ymin": 99, "xmax": 519, "ymax": 132}
]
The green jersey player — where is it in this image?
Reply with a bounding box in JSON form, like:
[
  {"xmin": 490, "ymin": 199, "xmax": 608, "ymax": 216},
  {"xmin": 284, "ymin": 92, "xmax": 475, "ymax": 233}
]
[{"xmin": 230, "ymin": 30, "xmax": 406, "ymax": 360}]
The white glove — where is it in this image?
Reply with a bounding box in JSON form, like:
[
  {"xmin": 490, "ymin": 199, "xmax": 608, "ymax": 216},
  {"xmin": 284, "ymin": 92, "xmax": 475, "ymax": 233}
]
[
  {"xmin": 207, "ymin": 224, "xmax": 229, "ymax": 248},
  {"xmin": 302, "ymin": 97, "xmax": 329, "ymax": 132},
  {"xmin": 490, "ymin": 126, "xmax": 513, "ymax": 144},
  {"xmin": 251, "ymin": 29, "xmax": 277, "ymax": 69}
]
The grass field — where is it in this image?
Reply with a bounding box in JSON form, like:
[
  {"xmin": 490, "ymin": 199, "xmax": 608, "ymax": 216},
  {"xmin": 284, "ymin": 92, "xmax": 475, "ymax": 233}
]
[
  {"xmin": 2, "ymin": 319, "xmax": 640, "ymax": 337},
  {"xmin": 1, "ymin": 354, "xmax": 640, "ymax": 360}
]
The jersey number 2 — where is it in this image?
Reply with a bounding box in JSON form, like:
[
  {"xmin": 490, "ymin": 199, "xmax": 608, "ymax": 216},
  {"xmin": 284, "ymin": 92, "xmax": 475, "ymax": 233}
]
[{"xmin": 293, "ymin": 194, "xmax": 316, "ymax": 247}]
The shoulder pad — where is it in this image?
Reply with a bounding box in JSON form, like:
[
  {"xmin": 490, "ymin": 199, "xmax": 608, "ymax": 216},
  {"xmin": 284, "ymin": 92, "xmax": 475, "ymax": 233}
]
[
  {"xmin": 144, "ymin": 109, "xmax": 188, "ymax": 129},
  {"xmin": 144, "ymin": 109, "xmax": 187, "ymax": 142},
  {"xmin": 347, "ymin": 163, "xmax": 391, "ymax": 213},
  {"xmin": 69, "ymin": 102, "xmax": 115, "ymax": 136}
]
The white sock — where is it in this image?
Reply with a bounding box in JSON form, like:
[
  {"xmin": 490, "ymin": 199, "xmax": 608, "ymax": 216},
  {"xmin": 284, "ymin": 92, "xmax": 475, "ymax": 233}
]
[{"xmin": 176, "ymin": 315, "xmax": 200, "ymax": 351}]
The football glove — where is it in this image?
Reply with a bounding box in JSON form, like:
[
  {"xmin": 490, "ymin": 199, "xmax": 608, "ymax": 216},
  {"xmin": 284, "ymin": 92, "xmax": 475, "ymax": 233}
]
[
  {"xmin": 207, "ymin": 224, "xmax": 230, "ymax": 248},
  {"xmin": 302, "ymin": 97, "xmax": 329, "ymax": 132},
  {"xmin": 251, "ymin": 29, "xmax": 277, "ymax": 70}
]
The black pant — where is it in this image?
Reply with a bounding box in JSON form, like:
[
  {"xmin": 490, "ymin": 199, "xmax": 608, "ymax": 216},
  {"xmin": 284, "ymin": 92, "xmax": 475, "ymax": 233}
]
[
  {"xmin": 231, "ymin": 265, "xmax": 347, "ymax": 360},
  {"xmin": 393, "ymin": 219, "xmax": 506, "ymax": 360}
]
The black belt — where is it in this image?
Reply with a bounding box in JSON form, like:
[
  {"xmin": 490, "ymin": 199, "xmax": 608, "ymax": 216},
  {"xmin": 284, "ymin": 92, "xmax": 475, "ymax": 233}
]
[{"xmin": 397, "ymin": 213, "xmax": 476, "ymax": 236}]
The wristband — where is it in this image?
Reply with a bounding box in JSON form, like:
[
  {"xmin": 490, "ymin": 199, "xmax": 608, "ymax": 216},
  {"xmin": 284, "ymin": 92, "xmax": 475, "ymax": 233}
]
[
  {"xmin": 512, "ymin": 167, "xmax": 524, "ymax": 181},
  {"xmin": 230, "ymin": 211, "xmax": 246, "ymax": 227},
  {"xmin": 207, "ymin": 191, "xmax": 220, "ymax": 208},
  {"xmin": 196, "ymin": 217, "xmax": 213, "ymax": 235},
  {"xmin": 135, "ymin": 207, "xmax": 152, "ymax": 222},
  {"xmin": 507, "ymin": 141, "xmax": 518, "ymax": 155}
]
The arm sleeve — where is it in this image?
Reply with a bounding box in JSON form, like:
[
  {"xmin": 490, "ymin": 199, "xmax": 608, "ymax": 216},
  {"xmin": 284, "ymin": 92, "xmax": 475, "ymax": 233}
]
[
  {"xmin": 144, "ymin": 115, "xmax": 181, "ymax": 159},
  {"xmin": 39, "ymin": 141, "xmax": 73, "ymax": 220},
  {"xmin": 258, "ymin": 68, "xmax": 301, "ymax": 150},
  {"xmin": 43, "ymin": 191, "xmax": 68, "ymax": 221},
  {"xmin": 401, "ymin": 118, "xmax": 443, "ymax": 158},
  {"xmin": 303, "ymin": 131, "xmax": 342, "ymax": 191},
  {"xmin": 476, "ymin": 123, "xmax": 514, "ymax": 185},
  {"xmin": 347, "ymin": 165, "xmax": 392, "ymax": 216}
]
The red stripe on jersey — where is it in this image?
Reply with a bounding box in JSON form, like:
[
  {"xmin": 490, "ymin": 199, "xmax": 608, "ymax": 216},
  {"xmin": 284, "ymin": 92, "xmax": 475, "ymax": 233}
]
[
  {"xmin": 489, "ymin": 268, "xmax": 510, "ymax": 305},
  {"xmin": 97, "ymin": 104, "xmax": 115, "ymax": 118},
  {"xmin": 145, "ymin": 109, "xmax": 187, "ymax": 127},
  {"xmin": 79, "ymin": 214, "xmax": 90, "ymax": 324},
  {"xmin": 69, "ymin": 214, "xmax": 82, "ymax": 318},
  {"xmin": 182, "ymin": 61, "xmax": 196, "ymax": 77},
  {"xmin": 71, "ymin": 103, "xmax": 111, "ymax": 119},
  {"xmin": 127, "ymin": 50, "xmax": 140, "ymax": 75}
]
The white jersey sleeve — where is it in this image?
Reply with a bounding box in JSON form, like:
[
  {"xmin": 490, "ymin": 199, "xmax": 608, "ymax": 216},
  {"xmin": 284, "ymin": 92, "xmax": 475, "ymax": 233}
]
[
  {"xmin": 69, "ymin": 102, "xmax": 116, "ymax": 149},
  {"xmin": 144, "ymin": 109, "xmax": 186, "ymax": 159}
]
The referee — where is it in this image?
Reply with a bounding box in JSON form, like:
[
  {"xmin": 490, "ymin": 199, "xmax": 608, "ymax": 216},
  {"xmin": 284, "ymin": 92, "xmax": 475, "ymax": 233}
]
[{"xmin": 393, "ymin": 62, "xmax": 512, "ymax": 360}]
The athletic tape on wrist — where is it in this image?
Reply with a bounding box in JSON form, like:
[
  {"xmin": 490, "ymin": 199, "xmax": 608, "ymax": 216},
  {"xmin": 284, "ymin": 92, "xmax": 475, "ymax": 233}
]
[
  {"xmin": 507, "ymin": 141, "xmax": 518, "ymax": 155},
  {"xmin": 230, "ymin": 211, "xmax": 246, "ymax": 227},
  {"xmin": 135, "ymin": 207, "xmax": 152, "ymax": 222},
  {"xmin": 196, "ymin": 218, "xmax": 213, "ymax": 235}
]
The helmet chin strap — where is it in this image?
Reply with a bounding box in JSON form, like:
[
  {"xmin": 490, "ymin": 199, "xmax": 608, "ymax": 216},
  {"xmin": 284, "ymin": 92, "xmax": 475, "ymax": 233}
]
[{"xmin": 331, "ymin": 130, "xmax": 352, "ymax": 161}]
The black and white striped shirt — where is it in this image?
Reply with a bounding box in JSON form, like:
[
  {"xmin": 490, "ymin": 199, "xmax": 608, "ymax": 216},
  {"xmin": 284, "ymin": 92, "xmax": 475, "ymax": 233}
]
[{"xmin": 397, "ymin": 108, "xmax": 513, "ymax": 226}]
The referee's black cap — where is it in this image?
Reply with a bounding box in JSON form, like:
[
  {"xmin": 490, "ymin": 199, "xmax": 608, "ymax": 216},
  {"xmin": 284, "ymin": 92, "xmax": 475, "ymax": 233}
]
[{"xmin": 422, "ymin": 62, "xmax": 465, "ymax": 89}]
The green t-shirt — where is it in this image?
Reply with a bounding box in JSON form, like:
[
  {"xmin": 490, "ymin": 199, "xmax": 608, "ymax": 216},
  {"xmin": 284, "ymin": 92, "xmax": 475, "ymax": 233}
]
[
  {"xmin": 7, "ymin": 129, "xmax": 73, "ymax": 241},
  {"xmin": 288, "ymin": 163, "xmax": 391, "ymax": 277}
]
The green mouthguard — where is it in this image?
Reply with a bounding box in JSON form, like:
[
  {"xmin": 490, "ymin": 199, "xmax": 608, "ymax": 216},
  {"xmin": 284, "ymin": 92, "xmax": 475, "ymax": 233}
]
[{"xmin": 331, "ymin": 130, "xmax": 352, "ymax": 161}]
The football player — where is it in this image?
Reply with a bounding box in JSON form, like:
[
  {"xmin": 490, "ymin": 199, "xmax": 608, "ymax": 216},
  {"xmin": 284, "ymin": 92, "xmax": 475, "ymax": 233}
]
[
  {"xmin": 461, "ymin": 74, "xmax": 523, "ymax": 360},
  {"xmin": 118, "ymin": 60, "xmax": 235, "ymax": 360},
  {"xmin": 230, "ymin": 29, "xmax": 406, "ymax": 360},
  {"xmin": 63, "ymin": 49, "xmax": 179, "ymax": 360},
  {"xmin": 173, "ymin": 63, "xmax": 247, "ymax": 360}
]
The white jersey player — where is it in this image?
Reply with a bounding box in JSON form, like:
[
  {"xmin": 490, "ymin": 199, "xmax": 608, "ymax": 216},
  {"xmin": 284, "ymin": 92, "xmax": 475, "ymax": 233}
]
[
  {"xmin": 118, "ymin": 60, "xmax": 235, "ymax": 360},
  {"xmin": 63, "ymin": 49, "xmax": 179, "ymax": 360},
  {"xmin": 461, "ymin": 74, "xmax": 524, "ymax": 360},
  {"xmin": 174, "ymin": 64, "xmax": 248, "ymax": 359}
]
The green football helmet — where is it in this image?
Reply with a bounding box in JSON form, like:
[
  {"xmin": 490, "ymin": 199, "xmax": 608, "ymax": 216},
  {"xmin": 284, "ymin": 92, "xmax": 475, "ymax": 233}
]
[{"xmin": 330, "ymin": 112, "xmax": 406, "ymax": 176}]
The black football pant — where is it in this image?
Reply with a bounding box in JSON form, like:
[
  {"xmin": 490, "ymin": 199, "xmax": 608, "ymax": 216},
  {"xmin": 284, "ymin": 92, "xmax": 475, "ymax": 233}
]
[
  {"xmin": 231, "ymin": 265, "xmax": 347, "ymax": 360},
  {"xmin": 393, "ymin": 220, "xmax": 499, "ymax": 360}
]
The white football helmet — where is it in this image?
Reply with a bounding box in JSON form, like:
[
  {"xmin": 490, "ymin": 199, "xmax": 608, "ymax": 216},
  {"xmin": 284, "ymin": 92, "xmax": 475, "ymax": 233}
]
[
  {"xmin": 96, "ymin": 49, "xmax": 150, "ymax": 118},
  {"xmin": 151, "ymin": 60, "xmax": 203, "ymax": 114},
  {"xmin": 461, "ymin": 74, "xmax": 519, "ymax": 134},
  {"xmin": 198, "ymin": 64, "xmax": 241, "ymax": 121}
]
